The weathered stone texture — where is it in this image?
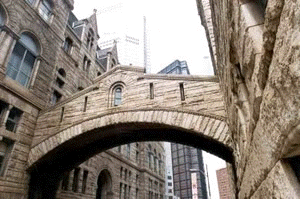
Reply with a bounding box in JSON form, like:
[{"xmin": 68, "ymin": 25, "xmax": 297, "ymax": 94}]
[{"xmin": 199, "ymin": 0, "xmax": 300, "ymax": 197}]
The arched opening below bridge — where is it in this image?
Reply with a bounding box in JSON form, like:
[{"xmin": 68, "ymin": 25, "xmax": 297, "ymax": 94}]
[
  {"xmin": 96, "ymin": 169, "xmax": 113, "ymax": 199},
  {"xmin": 27, "ymin": 122, "xmax": 233, "ymax": 199}
]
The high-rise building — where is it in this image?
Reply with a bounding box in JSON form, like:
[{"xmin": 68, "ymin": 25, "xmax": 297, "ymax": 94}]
[
  {"xmin": 216, "ymin": 168, "xmax": 231, "ymax": 199},
  {"xmin": 98, "ymin": 3, "xmax": 151, "ymax": 72},
  {"xmin": 159, "ymin": 60, "xmax": 208, "ymax": 199}
]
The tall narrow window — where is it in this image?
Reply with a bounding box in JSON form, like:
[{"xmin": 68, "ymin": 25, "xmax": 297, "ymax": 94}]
[
  {"xmin": 83, "ymin": 96, "xmax": 88, "ymax": 112},
  {"xmin": 126, "ymin": 143, "xmax": 130, "ymax": 159},
  {"xmin": 0, "ymin": 137, "xmax": 13, "ymax": 176},
  {"xmin": 39, "ymin": 0, "xmax": 53, "ymax": 21},
  {"xmin": 86, "ymin": 29, "xmax": 94, "ymax": 50},
  {"xmin": 150, "ymin": 83, "xmax": 154, "ymax": 99},
  {"xmin": 82, "ymin": 170, "xmax": 88, "ymax": 193},
  {"xmin": 179, "ymin": 83, "xmax": 185, "ymax": 101},
  {"xmin": 5, "ymin": 107, "xmax": 22, "ymax": 133},
  {"xmin": 6, "ymin": 33, "xmax": 40, "ymax": 87},
  {"xmin": 114, "ymin": 87, "xmax": 122, "ymax": 106},
  {"xmin": 60, "ymin": 107, "xmax": 64, "ymax": 122},
  {"xmin": 63, "ymin": 37, "xmax": 73, "ymax": 53},
  {"xmin": 0, "ymin": 4, "xmax": 6, "ymax": 26},
  {"xmin": 0, "ymin": 101, "xmax": 8, "ymax": 123},
  {"xmin": 119, "ymin": 183, "xmax": 123, "ymax": 199},
  {"xmin": 61, "ymin": 171, "xmax": 70, "ymax": 191},
  {"xmin": 72, "ymin": 167, "xmax": 80, "ymax": 192}
]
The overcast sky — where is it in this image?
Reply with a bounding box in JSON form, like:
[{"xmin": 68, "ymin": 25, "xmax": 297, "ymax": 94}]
[
  {"xmin": 73, "ymin": 0, "xmax": 213, "ymax": 75},
  {"xmin": 73, "ymin": 0, "xmax": 225, "ymax": 198}
]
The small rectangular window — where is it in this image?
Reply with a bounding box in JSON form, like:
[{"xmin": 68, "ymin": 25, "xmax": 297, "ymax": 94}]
[
  {"xmin": 179, "ymin": 83, "xmax": 185, "ymax": 101},
  {"xmin": 5, "ymin": 107, "xmax": 23, "ymax": 132},
  {"xmin": 150, "ymin": 83, "xmax": 154, "ymax": 99},
  {"xmin": 83, "ymin": 96, "xmax": 88, "ymax": 112},
  {"xmin": 60, "ymin": 107, "xmax": 64, "ymax": 123}
]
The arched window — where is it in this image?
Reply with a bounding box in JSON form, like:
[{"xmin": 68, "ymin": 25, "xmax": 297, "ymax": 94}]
[
  {"xmin": 39, "ymin": 0, "xmax": 53, "ymax": 21},
  {"xmin": 0, "ymin": 4, "xmax": 6, "ymax": 26},
  {"xmin": 96, "ymin": 170, "xmax": 112, "ymax": 199},
  {"xmin": 114, "ymin": 87, "xmax": 122, "ymax": 106},
  {"xmin": 6, "ymin": 32, "xmax": 40, "ymax": 87}
]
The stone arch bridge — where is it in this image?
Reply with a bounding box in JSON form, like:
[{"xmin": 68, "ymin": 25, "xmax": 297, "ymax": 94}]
[{"xmin": 28, "ymin": 66, "xmax": 232, "ymax": 197}]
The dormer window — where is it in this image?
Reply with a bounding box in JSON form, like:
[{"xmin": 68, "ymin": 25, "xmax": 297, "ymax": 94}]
[
  {"xmin": 86, "ymin": 29, "xmax": 94, "ymax": 50},
  {"xmin": 39, "ymin": 0, "xmax": 53, "ymax": 21}
]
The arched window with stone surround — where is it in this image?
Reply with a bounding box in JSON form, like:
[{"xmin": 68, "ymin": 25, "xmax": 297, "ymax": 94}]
[
  {"xmin": 114, "ymin": 87, "xmax": 122, "ymax": 106},
  {"xmin": 6, "ymin": 32, "xmax": 40, "ymax": 87},
  {"xmin": 0, "ymin": 3, "xmax": 7, "ymax": 26}
]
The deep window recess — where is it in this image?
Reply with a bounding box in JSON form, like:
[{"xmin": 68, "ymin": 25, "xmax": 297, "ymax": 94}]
[
  {"xmin": 55, "ymin": 77, "xmax": 64, "ymax": 88},
  {"xmin": 72, "ymin": 167, "xmax": 80, "ymax": 192},
  {"xmin": 126, "ymin": 144, "xmax": 130, "ymax": 159},
  {"xmin": 51, "ymin": 90, "xmax": 62, "ymax": 105},
  {"xmin": 6, "ymin": 33, "xmax": 40, "ymax": 87},
  {"xmin": 87, "ymin": 29, "xmax": 94, "ymax": 50},
  {"xmin": 0, "ymin": 137, "xmax": 14, "ymax": 176},
  {"xmin": 82, "ymin": 170, "xmax": 88, "ymax": 193},
  {"xmin": 259, "ymin": 0, "xmax": 268, "ymax": 11},
  {"xmin": 150, "ymin": 83, "xmax": 154, "ymax": 99},
  {"xmin": 5, "ymin": 107, "xmax": 22, "ymax": 132},
  {"xmin": 0, "ymin": 100, "xmax": 8, "ymax": 122},
  {"xmin": 0, "ymin": 4, "xmax": 6, "ymax": 26},
  {"xmin": 61, "ymin": 171, "xmax": 70, "ymax": 191},
  {"xmin": 114, "ymin": 87, "xmax": 122, "ymax": 106},
  {"xmin": 63, "ymin": 37, "xmax": 73, "ymax": 53},
  {"xmin": 39, "ymin": 0, "xmax": 53, "ymax": 21},
  {"xmin": 179, "ymin": 83, "xmax": 185, "ymax": 101},
  {"xmin": 60, "ymin": 107, "xmax": 64, "ymax": 122},
  {"xmin": 83, "ymin": 96, "xmax": 88, "ymax": 112}
]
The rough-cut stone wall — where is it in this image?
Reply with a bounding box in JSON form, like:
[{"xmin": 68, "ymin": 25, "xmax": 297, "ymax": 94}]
[
  {"xmin": 199, "ymin": 0, "xmax": 300, "ymax": 198},
  {"xmin": 56, "ymin": 141, "xmax": 165, "ymax": 199},
  {"xmin": 27, "ymin": 66, "xmax": 231, "ymax": 170}
]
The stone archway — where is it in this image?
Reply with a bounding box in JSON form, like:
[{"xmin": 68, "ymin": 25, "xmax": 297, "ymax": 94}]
[{"xmin": 96, "ymin": 169, "xmax": 113, "ymax": 199}]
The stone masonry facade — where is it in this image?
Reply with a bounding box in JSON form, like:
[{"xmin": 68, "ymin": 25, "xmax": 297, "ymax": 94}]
[
  {"xmin": 0, "ymin": 0, "xmax": 269, "ymax": 198},
  {"xmin": 0, "ymin": 0, "xmax": 168, "ymax": 198},
  {"xmin": 198, "ymin": 0, "xmax": 300, "ymax": 198}
]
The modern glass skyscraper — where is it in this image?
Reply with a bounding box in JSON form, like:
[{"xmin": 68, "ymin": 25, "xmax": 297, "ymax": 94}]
[
  {"xmin": 159, "ymin": 60, "xmax": 208, "ymax": 199},
  {"xmin": 98, "ymin": 3, "xmax": 151, "ymax": 72}
]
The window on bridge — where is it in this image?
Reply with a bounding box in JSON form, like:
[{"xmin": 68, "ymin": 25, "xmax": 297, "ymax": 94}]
[{"xmin": 114, "ymin": 87, "xmax": 122, "ymax": 106}]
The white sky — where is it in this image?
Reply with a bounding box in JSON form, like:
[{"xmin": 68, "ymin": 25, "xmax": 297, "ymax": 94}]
[
  {"xmin": 73, "ymin": 0, "xmax": 214, "ymax": 75},
  {"xmin": 73, "ymin": 0, "xmax": 225, "ymax": 198}
]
